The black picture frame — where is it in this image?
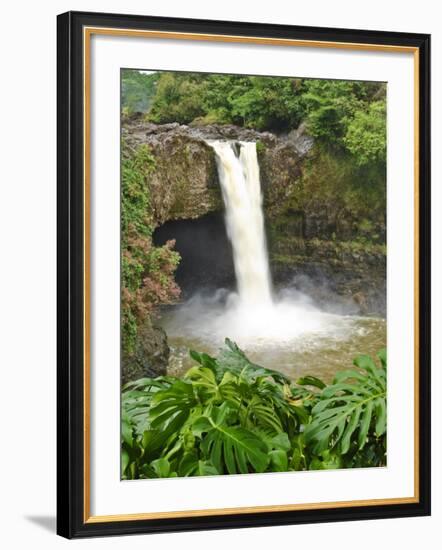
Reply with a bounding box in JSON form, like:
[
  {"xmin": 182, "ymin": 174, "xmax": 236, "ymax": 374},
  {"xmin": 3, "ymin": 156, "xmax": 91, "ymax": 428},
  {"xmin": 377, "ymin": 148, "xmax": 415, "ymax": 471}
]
[{"xmin": 57, "ymin": 10, "xmax": 431, "ymax": 539}]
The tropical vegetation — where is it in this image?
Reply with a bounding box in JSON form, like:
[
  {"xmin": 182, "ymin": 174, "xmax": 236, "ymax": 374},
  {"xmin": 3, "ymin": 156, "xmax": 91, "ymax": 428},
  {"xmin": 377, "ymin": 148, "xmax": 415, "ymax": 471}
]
[{"xmin": 122, "ymin": 340, "xmax": 387, "ymax": 478}]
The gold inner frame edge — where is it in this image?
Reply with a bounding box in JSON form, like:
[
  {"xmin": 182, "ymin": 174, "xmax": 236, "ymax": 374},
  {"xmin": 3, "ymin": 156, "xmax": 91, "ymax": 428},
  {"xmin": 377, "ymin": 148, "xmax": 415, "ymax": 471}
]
[{"xmin": 82, "ymin": 26, "xmax": 421, "ymax": 524}]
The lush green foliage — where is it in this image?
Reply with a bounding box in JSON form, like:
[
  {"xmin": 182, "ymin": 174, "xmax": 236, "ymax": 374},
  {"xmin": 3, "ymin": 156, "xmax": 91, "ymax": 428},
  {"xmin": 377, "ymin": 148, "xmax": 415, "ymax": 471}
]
[
  {"xmin": 146, "ymin": 73, "xmax": 304, "ymax": 131},
  {"xmin": 122, "ymin": 340, "xmax": 386, "ymax": 478},
  {"xmin": 122, "ymin": 70, "xmax": 386, "ymax": 161},
  {"xmin": 344, "ymin": 100, "xmax": 386, "ymax": 166},
  {"xmin": 148, "ymin": 73, "xmax": 207, "ymax": 125},
  {"xmin": 121, "ymin": 141, "xmax": 181, "ymax": 354},
  {"xmin": 121, "ymin": 70, "xmax": 159, "ymax": 116},
  {"xmin": 300, "ymin": 80, "xmax": 386, "ymax": 151},
  {"xmin": 303, "ymin": 350, "xmax": 387, "ymax": 466}
]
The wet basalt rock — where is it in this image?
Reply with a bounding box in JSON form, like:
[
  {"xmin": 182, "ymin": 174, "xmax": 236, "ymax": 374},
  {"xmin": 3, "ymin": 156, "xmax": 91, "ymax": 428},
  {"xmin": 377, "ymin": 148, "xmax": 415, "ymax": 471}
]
[{"xmin": 122, "ymin": 324, "xmax": 170, "ymax": 384}]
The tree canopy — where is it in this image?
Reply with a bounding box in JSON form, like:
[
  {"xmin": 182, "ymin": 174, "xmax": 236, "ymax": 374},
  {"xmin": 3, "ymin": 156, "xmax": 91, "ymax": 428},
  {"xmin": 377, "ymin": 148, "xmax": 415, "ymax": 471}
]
[
  {"xmin": 122, "ymin": 70, "xmax": 386, "ymax": 168},
  {"xmin": 121, "ymin": 70, "xmax": 159, "ymax": 116}
]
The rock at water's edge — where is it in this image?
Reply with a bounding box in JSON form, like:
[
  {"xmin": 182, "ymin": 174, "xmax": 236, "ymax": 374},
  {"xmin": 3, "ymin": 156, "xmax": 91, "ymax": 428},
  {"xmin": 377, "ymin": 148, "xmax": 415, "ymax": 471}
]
[{"xmin": 122, "ymin": 324, "xmax": 169, "ymax": 385}]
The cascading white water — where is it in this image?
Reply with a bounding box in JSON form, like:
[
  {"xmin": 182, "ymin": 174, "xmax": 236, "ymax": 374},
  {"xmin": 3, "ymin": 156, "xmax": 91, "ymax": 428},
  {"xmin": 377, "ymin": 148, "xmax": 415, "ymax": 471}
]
[{"xmin": 209, "ymin": 141, "xmax": 272, "ymax": 306}]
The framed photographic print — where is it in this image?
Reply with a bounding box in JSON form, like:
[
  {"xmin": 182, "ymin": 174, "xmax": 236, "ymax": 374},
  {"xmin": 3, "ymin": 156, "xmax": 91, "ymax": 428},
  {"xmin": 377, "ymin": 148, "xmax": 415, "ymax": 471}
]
[{"xmin": 57, "ymin": 11, "xmax": 431, "ymax": 538}]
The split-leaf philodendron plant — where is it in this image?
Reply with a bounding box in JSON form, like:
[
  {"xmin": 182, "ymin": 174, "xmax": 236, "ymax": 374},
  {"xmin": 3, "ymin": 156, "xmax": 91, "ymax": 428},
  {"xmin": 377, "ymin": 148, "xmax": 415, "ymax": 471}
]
[{"xmin": 122, "ymin": 339, "xmax": 386, "ymax": 478}]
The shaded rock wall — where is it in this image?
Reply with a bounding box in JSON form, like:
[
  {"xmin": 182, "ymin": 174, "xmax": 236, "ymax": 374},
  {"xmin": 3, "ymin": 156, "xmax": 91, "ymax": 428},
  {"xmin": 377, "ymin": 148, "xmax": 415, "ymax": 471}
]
[
  {"xmin": 123, "ymin": 122, "xmax": 221, "ymax": 224},
  {"xmin": 122, "ymin": 324, "xmax": 169, "ymax": 385}
]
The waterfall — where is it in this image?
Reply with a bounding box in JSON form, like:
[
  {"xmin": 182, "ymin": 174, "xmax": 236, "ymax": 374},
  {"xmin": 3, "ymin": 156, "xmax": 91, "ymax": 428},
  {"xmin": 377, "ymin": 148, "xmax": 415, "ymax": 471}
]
[
  {"xmin": 209, "ymin": 141, "xmax": 273, "ymax": 307},
  {"xmin": 162, "ymin": 139, "xmax": 359, "ymax": 362}
]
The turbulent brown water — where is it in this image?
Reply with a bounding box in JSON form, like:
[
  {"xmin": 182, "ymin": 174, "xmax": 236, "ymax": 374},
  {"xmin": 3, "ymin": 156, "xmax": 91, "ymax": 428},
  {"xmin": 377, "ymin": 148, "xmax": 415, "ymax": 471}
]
[
  {"xmin": 158, "ymin": 141, "xmax": 386, "ymax": 383},
  {"xmin": 158, "ymin": 295, "xmax": 386, "ymax": 383}
]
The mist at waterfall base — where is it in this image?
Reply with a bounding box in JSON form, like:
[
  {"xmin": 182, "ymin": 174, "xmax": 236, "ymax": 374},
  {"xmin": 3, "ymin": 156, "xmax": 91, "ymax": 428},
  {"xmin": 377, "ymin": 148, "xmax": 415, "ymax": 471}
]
[{"xmin": 158, "ymin": 141, "xmax": 386, "ymax": 381}]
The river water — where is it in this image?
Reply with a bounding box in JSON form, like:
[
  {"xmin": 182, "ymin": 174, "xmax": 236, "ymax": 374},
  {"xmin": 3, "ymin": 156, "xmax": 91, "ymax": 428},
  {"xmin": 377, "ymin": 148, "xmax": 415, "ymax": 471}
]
[{"xmin": 158, "ymin": 291, "xmax": 386, "ymax": 383}]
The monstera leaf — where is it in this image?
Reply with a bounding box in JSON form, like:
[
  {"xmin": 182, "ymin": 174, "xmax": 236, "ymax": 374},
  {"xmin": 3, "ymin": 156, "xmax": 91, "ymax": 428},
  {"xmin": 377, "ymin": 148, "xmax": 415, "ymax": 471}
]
[
  {"xmin": 122, "ymin": 377, "xmax": 172, "ymax": 432},
  {"xmin": 304, "ymin": 350, "xmax": 387, "ymax": 455},
  {"xmin": 122, "ymin": 340, "xmax": 388, "ymax": 478},
  {"xmin": 178, "ymin": 452, "xmax": 220, "ymax": 477},
  {"xmin": 193, "ymin": 403, "xmax": 270, "ymax": 474},
  {"xmin": 209, "ymin": 338, "xmax": 290, "ymax": 385},
  {"xmin": 149, "ymin": 379, "xmax": 198, "ymax": 434}
]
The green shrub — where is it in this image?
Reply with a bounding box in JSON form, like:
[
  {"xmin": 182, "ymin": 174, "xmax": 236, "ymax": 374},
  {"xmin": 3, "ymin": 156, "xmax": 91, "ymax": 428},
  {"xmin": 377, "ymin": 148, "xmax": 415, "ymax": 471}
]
[
  {"xmin": 344, "ymin": 100, "xmax": 387, "ymax": 166},
  {"xmin": 255, "ymin": 140, "xmax": 266, "ymax": 155},
  {"xmin": 121, "ymin": 340, "xmax": 386, "ymax": 478}
]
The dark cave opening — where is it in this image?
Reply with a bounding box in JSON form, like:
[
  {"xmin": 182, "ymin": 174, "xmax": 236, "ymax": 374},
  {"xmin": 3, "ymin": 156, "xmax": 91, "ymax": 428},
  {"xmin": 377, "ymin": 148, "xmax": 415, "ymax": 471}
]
[{"xmin": 153, "ymin": 212, "xmax": 236, "ymax": 297}]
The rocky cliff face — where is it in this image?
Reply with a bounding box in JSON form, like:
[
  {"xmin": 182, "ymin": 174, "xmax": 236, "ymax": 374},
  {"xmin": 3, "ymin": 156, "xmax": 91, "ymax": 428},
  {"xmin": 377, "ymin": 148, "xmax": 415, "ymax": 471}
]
[
  {"xmin": 122, "ymin": 324, "xmax": 169, "ymax": 385},
  {"xmin": 122, "ymin": 118, "xmax": 312, "ymax": 224},
  {"xmin": 123, "ymin": 122, "xmax": 221, "ymax": 224}
]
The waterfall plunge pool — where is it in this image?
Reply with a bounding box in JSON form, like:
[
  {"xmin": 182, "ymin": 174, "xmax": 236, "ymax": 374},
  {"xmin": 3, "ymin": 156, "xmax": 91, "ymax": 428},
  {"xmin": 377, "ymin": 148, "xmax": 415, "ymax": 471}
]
[{"xmin": 158, "ymin": 289, "xmax": 386, "ymax": 383}]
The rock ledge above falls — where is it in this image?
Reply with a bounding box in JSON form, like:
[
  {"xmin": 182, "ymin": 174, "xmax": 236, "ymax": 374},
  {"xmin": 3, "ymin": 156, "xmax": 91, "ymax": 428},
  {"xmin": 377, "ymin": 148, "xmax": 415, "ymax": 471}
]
[{"xmin": 122, "ymin": 118, "xmax": 314, "ymax": 225}]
